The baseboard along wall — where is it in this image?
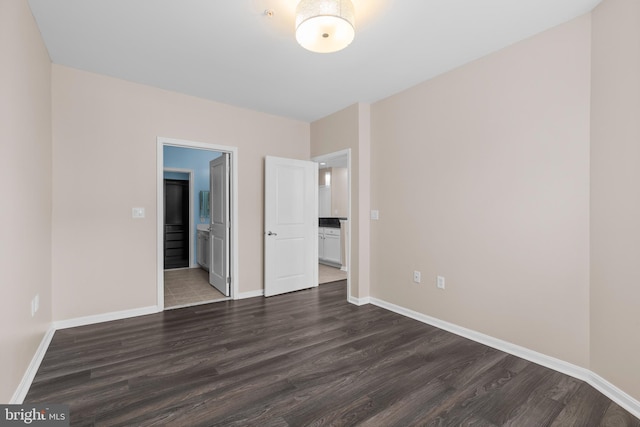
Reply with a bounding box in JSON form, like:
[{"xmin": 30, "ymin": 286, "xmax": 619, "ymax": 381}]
[
  {"xmin": 11, "ymin": 296, "xmax": 640, "ymax": 420},
  {"xmin": 369, "ymin": 297, "xmax": 640, "ymax": 420}
]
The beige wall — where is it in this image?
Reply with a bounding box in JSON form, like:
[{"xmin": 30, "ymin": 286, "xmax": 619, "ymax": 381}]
[
  {"xmin": 311, "ymin": 103, "xmax": 371, "ymax": 299},
  {"xmin": 319, "ymin": 167, "xmax": 349, "ymax": 217},
  {"xmin": 0, "ymin": 0, "xmax": 52, "ymax": 402},
  {"xmin": 590, "ymin": 0, "xmax": 640, "ymax": 401},
  {"xmin": 4, "ymin": 0, "xmax": 639, "ymax": 406},
  {"xmin": 52, "ymin": 66, "xmax": 310, "ymax": 320},
  {"xmin": 370, "ymin": 15, "xmax": 592, "ymax": 366},
  {"xmin": 331, "ymin": 167, "xmax": 348, "ymax": 217}
]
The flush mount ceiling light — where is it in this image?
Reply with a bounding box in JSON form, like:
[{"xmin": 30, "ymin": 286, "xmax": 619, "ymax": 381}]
[{"xmin": 295, "ymin": 0, "xmax": 355, "ymax": 53}]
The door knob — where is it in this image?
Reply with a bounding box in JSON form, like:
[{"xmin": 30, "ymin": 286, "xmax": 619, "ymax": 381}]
[{"xmin": 267, "ymin": 231, "xmax": 278, "ymax": 236}]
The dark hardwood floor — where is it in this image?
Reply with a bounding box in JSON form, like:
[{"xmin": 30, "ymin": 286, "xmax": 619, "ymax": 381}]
[{"xmin": 26, "ymin": 281, "xmax": 639, "ymax": 426}]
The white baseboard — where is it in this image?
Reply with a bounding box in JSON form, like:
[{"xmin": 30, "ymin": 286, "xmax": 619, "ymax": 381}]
[
  {"xmin": 590, "ymin": 372, "xmax": 640, "ymax": 419},
  {"xmin": 10, "ymin": 325, "xmax": 56, "ymax": 404},
  {"xmin": 12, "ymin": 305, "xmax": 161, "ymax": 402},
  {"xmin": 369, "ymin": 297, "xmax": 640, "ymax": 420},
  {"xmin": 319, "ymin": 260, "xmax": 342, "ymax": 269},
  {"xmin": 53, "ymin": 305, "xmax": 160, "ymax": 330},
  {"xmin": 236, "ymin": 289, "xmax": 264, "ymax": 300},
  {"xmin": 348, "ymin": 295, "xmax": 370, "ymax": 306},
  {"xmin": 13, "ymin": 296, "xmax": 640, "ymax": 420}
]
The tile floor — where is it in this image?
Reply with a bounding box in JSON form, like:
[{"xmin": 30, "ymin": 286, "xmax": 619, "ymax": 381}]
[
  {"xmin": 319, "ymin": 263, "xmax": 347, "ymax": 284},
  {"xmin": 164, "ymin": 268, "xmax": 227, "ymax": 309},
  {"xmin": 165, "ymin": 264, "xmax": 345, "ymax": 309}
]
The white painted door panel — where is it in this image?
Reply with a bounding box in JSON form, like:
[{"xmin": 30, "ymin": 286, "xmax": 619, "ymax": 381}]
[
  {"xmin": 264, "ymin": 156, "xmax": 318, "ymax": 297},
  {"xmin": 210, "ymin": 154, "xmax": 230, "ymax": 296}
]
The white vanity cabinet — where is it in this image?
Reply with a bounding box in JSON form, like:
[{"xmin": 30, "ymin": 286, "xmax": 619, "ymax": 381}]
[
  {"xmin": 318, "ymin": 227, "xmax": 325, "ymax": 260},
  {"xmin": 319, "ymin": 227, "xmax": 341, "ymax": 267},
  {"xmin": 197, "ymin": 229, "xmax": 209, "ymax": 271}
]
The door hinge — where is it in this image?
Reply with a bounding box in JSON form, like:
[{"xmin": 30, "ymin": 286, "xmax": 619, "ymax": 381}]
[{"xmin": 226, "ymin": 276, "xmax": 231, "ymax": 284}]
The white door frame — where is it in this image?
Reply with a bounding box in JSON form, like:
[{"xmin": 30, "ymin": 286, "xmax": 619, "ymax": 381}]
[
  {"xmin": 157, "ymin": 137, "xmax": 239, "ymax": 310},
  {"xmin": 162, "ymin": 168, "xmax": 195, "ymax": 268},
  {"xmin": 311, "ymin": 149, "xmax": 352, "ymax": 301}
]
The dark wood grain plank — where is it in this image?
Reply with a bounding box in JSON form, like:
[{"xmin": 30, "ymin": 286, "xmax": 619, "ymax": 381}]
[
  {"xmin": 24, "ymin": 280, "xmax": 640, "ymax": 426},
  {"xmin": 551, "ymin": 382, "xmax": 623, "ymax": 427},
  {"xmin": 601, "ymin": 402, "xmax": 640, "ymax": 427}
]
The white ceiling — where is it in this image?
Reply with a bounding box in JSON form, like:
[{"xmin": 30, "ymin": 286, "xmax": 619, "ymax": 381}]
[{"xmin": 28, "ymin": 0, "xmax": 601, "ymax": 122}]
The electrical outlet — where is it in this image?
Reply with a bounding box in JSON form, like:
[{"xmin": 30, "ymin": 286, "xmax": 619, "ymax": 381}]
[
  {"xmin": 437, "ymin": 276, "xmax": 446, "ymax": 290},
  {"xmin": 413, "ymin": 271, "xmax": 421, "ymax": 283},
  {"xmin": 132, "ymin": 207, "xmax": 145, "ymax": 219}
]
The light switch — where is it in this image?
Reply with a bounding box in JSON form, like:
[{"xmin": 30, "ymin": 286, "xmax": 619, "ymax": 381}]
[
  {"xmin": 132, "ymin": 207, "xmax": 145, "ymax": 219},
  {"xmin": 413, "ymin": 271, "xmax": 421, "ymax": 283},
  {"xmin": 370, "ymin": 210, "xmax": 379, "ymax": 220}
]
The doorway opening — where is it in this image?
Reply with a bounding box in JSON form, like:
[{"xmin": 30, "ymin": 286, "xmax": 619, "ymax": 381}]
[
  {"xmin": 157, "ymin": 137, "xmax": 239, "ymax": 310},
  {"xmin": 312, "ymin": 149, "xmax": 351, "ymax": 297}
]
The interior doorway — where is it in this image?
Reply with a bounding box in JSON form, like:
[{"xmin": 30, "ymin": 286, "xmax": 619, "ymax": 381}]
[
  {"xmin": 312, "ymin": 149, "xmax": 351, "ymax": 296},
  {"xmin": 157, "ymin": 137, "xmax": 239, "ymax": 310}
]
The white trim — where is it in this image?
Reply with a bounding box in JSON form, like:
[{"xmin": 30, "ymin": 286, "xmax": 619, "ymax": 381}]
[
  {"xmin": 590, "ymin": 372, "xmax": 640, "ymax": 419},
  {"xmin": 348, "ymin": 296, "xmax": 370, "ymax": 306},
  {"xmin": 165, "ymin": 298, "xmax": 231, "ymax": 310},
  {"xmin": 12, "ymin": 305, "xmax": 158, "ymax": 402},
  {"xmin": 163, "ymin": 167, "xmax": 196, "ymax": 268},
  {"xmin": 237, "ymin": 289, "xmax": 264, "ymax": 300},
  {"xmin": 53, "ymin": 305, "xmax": 160, "ymax": 330},
  {"xmin": 311, "ymin": 149, "xmax": 352, "ymax": 303},
  {"xmin": 369, "ymin": 297, "xmax": 640, "ymax": 420},
  {"xmin": 12, "ymin": 296, "xmax": 640, "ymax": 419},
  {"xmin": 369, "ymin": 297, "xmax": 589, "ymax": 378},
  {"xmin": 10, "ymin": 326, "xmax": 56, "ymax": 404},
  {"xmin": 157, "ymin": 137, "xmax": 240, "ymax": 310}
]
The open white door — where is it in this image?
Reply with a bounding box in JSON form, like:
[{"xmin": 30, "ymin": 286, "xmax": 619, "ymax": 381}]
[
  {"xmin": 209, "ymin": 154, "xmax": 230, "ymax": 296},
  {"xmin": 264, "ymin": 156, "xmax": 318, "ymax": 297}
]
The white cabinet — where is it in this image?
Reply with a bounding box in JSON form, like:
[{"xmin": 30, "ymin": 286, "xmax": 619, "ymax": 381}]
[
  {"xmin": 319, "ymin": 227, "xmax": 341, "ymax": 267},
  {"xmin": 323, "ymin": 229, "xmax": 341, "ymax": 265},
  {"xmin": 318, "ymin": 228, "xmax": 325, "ymax": 260},
  {"xmin": 197, "ymin": 230, "xmax": 209, "ymax": 271}
]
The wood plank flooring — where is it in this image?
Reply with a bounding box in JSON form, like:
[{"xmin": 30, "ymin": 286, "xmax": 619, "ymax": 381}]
[{"xmin": 26, "ymin": 281, "xmax": 639, "ymax": 426}]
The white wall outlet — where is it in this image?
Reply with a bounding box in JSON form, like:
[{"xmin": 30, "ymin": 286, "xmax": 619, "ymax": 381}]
[
  {"xmin": 413, "ymin": 271, "xmax": 421, "ymax": 283},
  {"xmin": 370, "ymin": 210, "xmax": 379, "ymax": 220},
  {"xmin": 132, "ymin": 207, "xmax": 145, "ymax": 219},
  {"xmin": 437, "ymin": 276, "xmax": 446, "ymax": 290}
]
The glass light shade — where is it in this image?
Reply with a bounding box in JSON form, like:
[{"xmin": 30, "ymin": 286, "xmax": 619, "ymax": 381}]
[{"xmin": 296, "ymin": 0, "xmax": 355, "ymax": 53}]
